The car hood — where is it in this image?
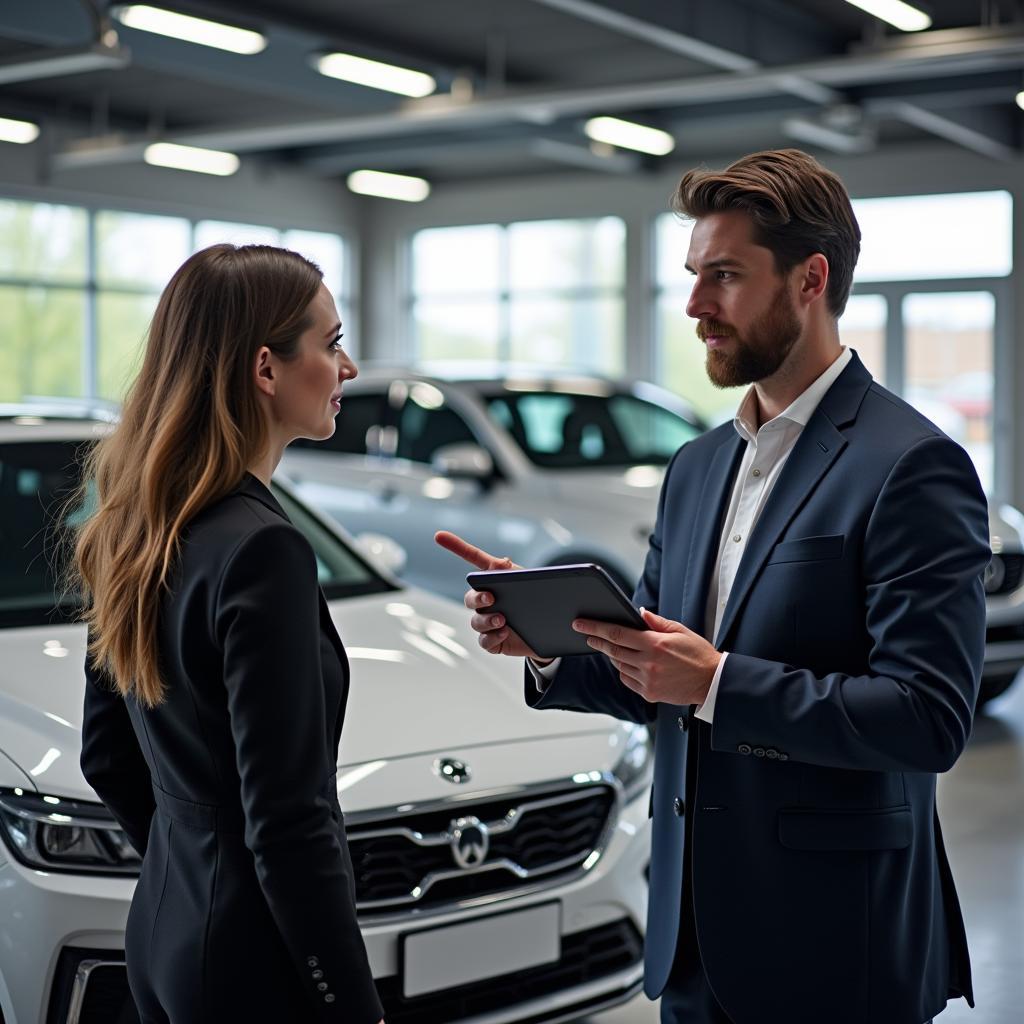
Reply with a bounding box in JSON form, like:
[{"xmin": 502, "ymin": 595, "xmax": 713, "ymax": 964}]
[{"xmin": 0, "ymin": 588, "xmax": 614, "ymax": 802}]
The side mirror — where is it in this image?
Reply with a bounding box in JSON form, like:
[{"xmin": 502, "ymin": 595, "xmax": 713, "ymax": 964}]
[
  {"xmin": 353, "ymin": 532, "xmax": 408, "ymax": 575},
  {"xmin": 431, "ymin": 442, "xmax": 494, "ymax": 481}
]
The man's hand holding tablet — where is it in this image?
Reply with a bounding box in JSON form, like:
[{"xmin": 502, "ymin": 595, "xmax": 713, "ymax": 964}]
[
  {"xmin": 433, "ymin": 531, "xmax": 547, "ymax": 662},
  {"xmin": 434, "ymin": 530, "xmax": 723, "ymax": 707}
]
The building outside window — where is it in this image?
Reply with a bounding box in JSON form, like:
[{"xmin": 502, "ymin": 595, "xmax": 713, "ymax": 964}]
[
  {"xmin": 0, "ymin": 200, "xmax": 348, "ymax": 404},
  {"xmin": 409, "ymin": 217, "xmax": 625, "ymax": 376}
]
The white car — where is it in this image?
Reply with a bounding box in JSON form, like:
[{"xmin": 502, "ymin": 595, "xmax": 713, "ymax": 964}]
[
  {"xmin": 279, "ymin": 368, "xmax": 1024, "ymax": 709},
  {"xmin": 0, "ymin": 414, "xmax": 651, "ymax": 1024},
  {"xmin": 281, "ymin": 366, "xmax": 706, "ymax": 598}
]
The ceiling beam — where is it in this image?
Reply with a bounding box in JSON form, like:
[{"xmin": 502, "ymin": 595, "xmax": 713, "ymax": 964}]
[
  {"xmin": 50, "ymin": 23, "xmax": 1024, "ymax": 169},
  {"xmin": 870, "ymin": 100, "xmax": 1018, "ymax": 160},
  {"xmin": 528, "ymin": 0, "xmax": 842, "ymax": 105}
]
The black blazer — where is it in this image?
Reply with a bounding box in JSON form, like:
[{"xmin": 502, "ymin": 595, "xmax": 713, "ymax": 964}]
[
  {"xmin": 527, "ymin": 353, "xmax": 990, "ymax": 1024},
  {"xmin": 81, "ymin": 474, "xmax": 383, "ymax": 1024}
]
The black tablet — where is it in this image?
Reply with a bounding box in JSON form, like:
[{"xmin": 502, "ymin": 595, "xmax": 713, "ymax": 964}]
[{"xmin": 466, "ymin": 563, "xmax": 646, "ymax": 658}]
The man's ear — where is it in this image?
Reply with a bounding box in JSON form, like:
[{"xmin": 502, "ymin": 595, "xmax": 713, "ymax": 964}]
[
  {"xmin": 798, "ymin": 253, "xmax": 829, "ymax": 308},
  {"xmin": 253, "ymin": 345, "xmax": 276, "ymax": 397}
]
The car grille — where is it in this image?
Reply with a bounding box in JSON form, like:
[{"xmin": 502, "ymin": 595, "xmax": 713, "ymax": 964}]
[
  {"xmin": 46, "ymin": 946, "xmax": 137, "ymax": 1024},
  {"xmin": 377, "ymin": 918, "xmax": 643, "ymax": 1024},
  {"xmin": 990, "ymin": 553, "xmax": 1024, "ymax": 595},
  {"xmin": 349, "ymin": 782, "xmax": 617, "ymax": 914}
]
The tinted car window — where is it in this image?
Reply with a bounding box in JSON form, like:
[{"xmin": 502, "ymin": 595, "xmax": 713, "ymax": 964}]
[
  {"xmin": 290, "ymin": 393, "xmax": 387, "ymax": 455},
  {"xmin": 483, "ymin": 391, "xmax": 700, "ymax": 468},
  {"xmin": 0, "ymin": 439, "xmax": 392, "ymax": 628},
  {"xmin": 396, "ymin": 398, "xmax": 478, "ymax": 464}
]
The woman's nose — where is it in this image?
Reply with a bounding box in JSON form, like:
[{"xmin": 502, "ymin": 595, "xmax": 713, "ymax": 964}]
[{"xmin": 341, "ymin": 352, "xmax": 358, "ymax": 381}]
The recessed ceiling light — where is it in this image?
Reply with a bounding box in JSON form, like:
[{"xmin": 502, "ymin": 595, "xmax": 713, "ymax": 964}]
[
  {"xmin": 315, "ymin": 53, "xmax": 435, "ymax": 98},
  {"xmin": 144, "ymin": 142, "xmax": 240, "ymax": 176},
  {"xmin": 0, "ymin": 116, "xmax": 40, "ymax": 144},
  {"xmin": 113, "ymin": 5, "xmax": 266, "ymax": 54},
  {"xmin": 842, "ymin": 0, "xmax": 931, "ymax": 32},
  {"xmin": 584, "ymin": 116, "xmax": 674, "ymax": 156},
  {"xmin": 347, "ymin": 169, "xmax": 430, "ymax": 202}
]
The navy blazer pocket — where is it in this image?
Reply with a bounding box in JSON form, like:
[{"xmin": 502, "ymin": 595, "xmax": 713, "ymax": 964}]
[
  {"xmin": 767, "ymin": 534, "xmax": 844, "ymax": 565},
  {"xmin": 778, "ymin": 805, "xmax": 912, "ymax": 851}
]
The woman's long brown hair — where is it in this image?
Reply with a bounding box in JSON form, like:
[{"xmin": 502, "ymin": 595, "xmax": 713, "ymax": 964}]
[{"xmin": 71, "ymin": 243, "xmax": 323, "ymax": 707}]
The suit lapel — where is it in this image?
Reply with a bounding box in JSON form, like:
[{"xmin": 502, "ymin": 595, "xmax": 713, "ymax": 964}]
[
  {"xmin": 713, "ymin": 353, "xmax": 872, "ymax": 646},
  {"xmin": 680, "ymin": 431, "xmax": 745, "ymax": 635}
]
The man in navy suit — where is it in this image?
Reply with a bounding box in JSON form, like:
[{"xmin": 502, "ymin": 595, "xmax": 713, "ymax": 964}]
[{"xmin": 437, "ymin": 148, "xmax": 989, "ymax": 1024}]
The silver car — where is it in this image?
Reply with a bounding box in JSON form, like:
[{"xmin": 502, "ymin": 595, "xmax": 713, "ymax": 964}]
[{"xmin": 280, "ymin": 367, "xmax": 1023, "ymax": 710}]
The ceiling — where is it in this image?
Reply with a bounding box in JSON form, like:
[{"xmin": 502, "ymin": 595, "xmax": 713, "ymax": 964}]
[{"xmin": 0, "ymin": 0, "xmax": 1022, "ymax": 186}]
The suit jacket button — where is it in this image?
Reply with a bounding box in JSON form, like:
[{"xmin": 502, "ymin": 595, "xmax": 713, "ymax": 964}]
[
  {"xmin": 673, "ymin": 797, "xmax": 685, "ymax": 816},
  {"xmin": 325, "ymin": 994, "xmax": 336, "ymax": 1003},
  {"xmin": 765, "ymin": 748, "xmax": 779, "ymax": 759},
  {"xmin": 753, "ymin": 747, "xmax": 766, "ymax": 757},
  {"xmin": 738, "ymin": 743, "xmax": 752, "ymax": 755},
  {"xmin": 677, "ymin": 715, "xmax": 688, "ymax": 732}
]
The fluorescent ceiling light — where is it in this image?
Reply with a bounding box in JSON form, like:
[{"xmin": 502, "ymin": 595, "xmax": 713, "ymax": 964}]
[
  {"xmin": 114, "ymin": 5, "xmax": 266, "ymax": 54},
  {"xmin": 584, "ymin": 116, "xmax": 674, "ymax": 156},
  {"xmin": 842, "ymin": 0, "xmax": 932, "ymax": 32},
  {"xmin": 316, "ymin": 53, "xmax": 435, "ymax": 98},
  {"xmin": 144, "ymin": 142, "xmax": 239, "ymax": 176},
  {"xmin": 347, "ymin": 169, "xmax": 430, "ymax": 202},
  {"xmin": 0, "ymin": 116, "xmax": 40, "ymax": 144}
]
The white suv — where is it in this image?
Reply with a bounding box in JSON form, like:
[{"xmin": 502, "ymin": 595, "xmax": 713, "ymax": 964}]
[{"xmin": 0, "ymin": 414, "xmax": 651, "ymax": 1024}]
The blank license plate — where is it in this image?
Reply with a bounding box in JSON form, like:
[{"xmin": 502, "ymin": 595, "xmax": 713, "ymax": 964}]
[{"xmin": 402, "ymin": 902, "xmax": 561, "ymax": 998}]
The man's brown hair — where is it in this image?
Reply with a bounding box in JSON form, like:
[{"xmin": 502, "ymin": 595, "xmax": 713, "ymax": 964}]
[{"xmin": 673, "ymin": 148, "xmax": 861, "ymax": 317}]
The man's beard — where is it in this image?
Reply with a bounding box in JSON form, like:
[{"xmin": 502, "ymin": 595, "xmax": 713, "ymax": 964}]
[{"xmin": 699, "ymin": 284, "xmax": 801, "ymax": 389}]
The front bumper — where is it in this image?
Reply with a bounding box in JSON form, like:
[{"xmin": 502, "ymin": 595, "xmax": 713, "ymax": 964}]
[{"xmin": 0, "ymin": 787, "xmax": 650, "ymax": 1024}]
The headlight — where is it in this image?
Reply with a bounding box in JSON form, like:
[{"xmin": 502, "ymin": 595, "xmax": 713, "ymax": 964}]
[
  {"xmin": 611, "ymin": 723, "xmax": 653, "ymax": 803},
  {"xmin": 0, "ymin": 787, "xmax": 141, "ymax": 875}
]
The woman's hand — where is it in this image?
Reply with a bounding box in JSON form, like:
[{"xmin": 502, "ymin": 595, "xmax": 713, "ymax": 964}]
[{"xmin": 434, "ymin": 531, "xmax": 547, "ymax": 662}]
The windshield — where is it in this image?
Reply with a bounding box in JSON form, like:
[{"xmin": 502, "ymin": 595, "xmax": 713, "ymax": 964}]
[
  {"xmin": 484, "ymin": 390, "xmax": 702, "ymax": 468},
  {"xmin": 0, "ymin": 439, "xmax": 392, "ymax": 629}
]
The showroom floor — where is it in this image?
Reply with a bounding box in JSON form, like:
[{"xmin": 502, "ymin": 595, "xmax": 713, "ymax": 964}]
[{"xmin": 593, "ymin": 675, "xmax": 1024, "ymax": 1024}]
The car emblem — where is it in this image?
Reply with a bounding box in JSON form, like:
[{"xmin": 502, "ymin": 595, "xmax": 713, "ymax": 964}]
[
  {"xmin": 434, "ymin": 757, "xmax": 471, "ymax": 784},
  {"xmin": 449, "ymin": 816, "xmax": 490, "ymax": 869}
]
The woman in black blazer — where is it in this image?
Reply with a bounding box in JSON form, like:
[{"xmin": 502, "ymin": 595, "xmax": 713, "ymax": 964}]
[{"xmin": 75, "ymin": 244, "xmax": 384, "ymax": 1024}]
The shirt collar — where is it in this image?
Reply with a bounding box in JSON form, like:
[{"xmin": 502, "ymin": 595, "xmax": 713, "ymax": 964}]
[{"xmin": 733, "ymin": 346, "xmax": 852, "ymax": 442}]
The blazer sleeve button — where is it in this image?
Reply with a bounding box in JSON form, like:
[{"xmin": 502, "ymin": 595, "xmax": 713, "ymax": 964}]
[
  {"xmin": 738, "ymin": 743, "xmax": 752, "ymax": 755},
  {"xmin": 312, "ymin": 969, "xmax": 323, "ymax": 979},
  {"xmin": 325, "ymin": 994, "xmax": 336, "ymax": 1003},
  {"xmin": 778, "ymin": 753, "xmax": 789, "ymax": 762},
  {"xmin": 307, "ymin": 957, "xmax": 319, "ymax": 968},
  {"xmin": 753, "ymin": 747, "xmax": 766, "ymax": 757},
  {"xmin": 765, "ymin": 748, "xmax": 779, "ymax": 759}
]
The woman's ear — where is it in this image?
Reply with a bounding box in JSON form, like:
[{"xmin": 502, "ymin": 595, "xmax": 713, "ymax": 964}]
[{"xmin": 253, "ymin": 345, "xmax": 276, "ymax": 397}]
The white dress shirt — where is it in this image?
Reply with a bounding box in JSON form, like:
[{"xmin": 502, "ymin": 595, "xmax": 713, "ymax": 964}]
[
  {"xmin": 694, "ymin": 345, "xmax": 851, "ymax": 722},
  {"xmin": 533, "ymin": 347, "xmax": 853, "ymax": 721}
]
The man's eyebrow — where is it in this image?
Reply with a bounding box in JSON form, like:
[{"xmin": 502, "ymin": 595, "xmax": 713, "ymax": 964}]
[{"xmin": 684, "ymin": 257, "xmax": 744, "ymax": 274}]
